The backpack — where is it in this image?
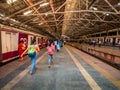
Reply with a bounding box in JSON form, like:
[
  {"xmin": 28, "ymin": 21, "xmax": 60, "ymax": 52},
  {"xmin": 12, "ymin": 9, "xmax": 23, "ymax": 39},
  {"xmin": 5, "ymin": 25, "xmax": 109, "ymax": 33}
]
[
  {"xmin": 48, "ymin": 47, "xmax": 53, "ymax": 54},
  {"xmin": 28, "ymin": 45, "xmax": 36, "ymax": 58}
]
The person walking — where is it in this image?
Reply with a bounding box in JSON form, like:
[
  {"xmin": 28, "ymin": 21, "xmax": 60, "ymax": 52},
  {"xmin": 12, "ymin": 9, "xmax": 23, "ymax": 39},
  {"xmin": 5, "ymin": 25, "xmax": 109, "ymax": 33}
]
[
  {"xmin": 47, "ymin": 42, "xmax": 55, "ymax": 68},
  {"xmin": 21, "ymin": 39, "xmax": 40, "ymax": 75}
]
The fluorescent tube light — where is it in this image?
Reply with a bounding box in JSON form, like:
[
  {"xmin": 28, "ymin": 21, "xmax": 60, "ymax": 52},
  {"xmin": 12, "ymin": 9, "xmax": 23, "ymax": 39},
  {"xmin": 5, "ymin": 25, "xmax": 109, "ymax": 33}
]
[
  {"xmin": 93, "ymin": 7, "xmax": 98, "ymax": 10},
  {"xmin": 38, "ymin": 23, "xmax": 43, "ymax": 25},
  {"xmin": 40, "ymin": 2, "xmax": 49, "ymax": 7},
  {"xmin": 23, "ymin": 10, "xmax": 32, "ymax": 15},
  {"xmin": 106, "ymin": 13, "xmax": 109, "ymax": 16}
]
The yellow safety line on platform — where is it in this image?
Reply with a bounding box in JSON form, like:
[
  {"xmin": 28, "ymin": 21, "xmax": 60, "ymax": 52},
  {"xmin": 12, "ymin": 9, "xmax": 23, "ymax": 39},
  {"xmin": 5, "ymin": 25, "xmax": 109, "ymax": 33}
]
[
  {"xmin": 65, "ymin": 47, "xmax": 102, "ymax": 90},
  {"xmin": 70, "ymin": 46, "xmax": 120, "ymax": 89},
  {"xmin": 1, "ymin": 52, "xmax": 47, "ymax": 90}
]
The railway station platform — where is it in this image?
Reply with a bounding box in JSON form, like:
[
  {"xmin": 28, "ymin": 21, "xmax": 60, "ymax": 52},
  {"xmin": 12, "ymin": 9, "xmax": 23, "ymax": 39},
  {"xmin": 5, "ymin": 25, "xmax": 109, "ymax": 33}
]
[
  {"xmin": 76, "ymin": 43, "xmax": 120, "ymax": 56},
  {"xmin": 68, "ymin": 43, "xmax": 120, "ymax": 67},
  {"xmin": 0, "ymin": 45, "xmax": 120, "ymax": 90}
]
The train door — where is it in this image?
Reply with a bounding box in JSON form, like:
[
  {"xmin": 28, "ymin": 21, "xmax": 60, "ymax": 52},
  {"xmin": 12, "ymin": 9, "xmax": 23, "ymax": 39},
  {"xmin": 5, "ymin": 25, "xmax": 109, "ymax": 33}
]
[
  {"xmin": 6, "ymin": 32, "xmax": 11, "ymax": 52},
  {"xmin": 1, "ymin": 31, "xmax": 12, "ymax": 61},
  {"xmin": 28, "ymin": 35, "xmax": 34, "ymax": 46},
  {"xmin": 2, "ymin": 31, "xmax": 19, "ymax": 62},
  {"xmin": 19, "ymin": 33, "xmax": 28, "ymax": 47},
  {"xmin": 30, "ymin": 37, "xmax": 32, "ymax": 43},
  {"xmin": 11, "ymin": 33, "xmax": 18, "ymax": 51},
  {"xmin": 104, "ymin": 37, "xmax": 106, "ymax": 43},
  {"xmin": 112, "ymin": 38, "xmax": 116, "ymax": 46}
]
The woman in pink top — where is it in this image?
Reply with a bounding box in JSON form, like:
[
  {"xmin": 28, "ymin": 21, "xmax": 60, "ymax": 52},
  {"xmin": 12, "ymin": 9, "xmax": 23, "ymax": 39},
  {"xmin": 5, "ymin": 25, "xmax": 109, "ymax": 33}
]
[{"xmin": 47, "ymin": 42, "xmax": 55, "ymax": 68}]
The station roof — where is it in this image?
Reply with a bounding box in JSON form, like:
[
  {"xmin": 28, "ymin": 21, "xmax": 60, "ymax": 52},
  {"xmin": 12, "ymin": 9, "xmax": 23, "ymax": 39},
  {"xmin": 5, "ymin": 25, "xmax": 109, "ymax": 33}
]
[{"xmin": 0, "ymin": 0, "xmax": 120, "ymax": 39}]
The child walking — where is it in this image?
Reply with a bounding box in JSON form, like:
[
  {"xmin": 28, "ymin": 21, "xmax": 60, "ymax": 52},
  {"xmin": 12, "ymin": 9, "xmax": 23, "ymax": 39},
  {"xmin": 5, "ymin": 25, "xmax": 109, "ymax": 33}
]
[{"xmin": 47, "ymin": 42, "xmax": 55, "ymax": 68}]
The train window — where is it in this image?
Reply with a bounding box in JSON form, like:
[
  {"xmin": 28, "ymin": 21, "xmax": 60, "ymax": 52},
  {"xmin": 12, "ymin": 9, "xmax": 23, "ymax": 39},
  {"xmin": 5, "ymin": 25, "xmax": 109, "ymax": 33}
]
[
  {"xmin": 101, "ymin": 33, "xmax": 107, "ymax": 36},
  {"xmin": 118, "ymin": 39, "xmax": 120, "ymax": 43},
  {"xmin": 30, "ymin": 37, "xmax": 32, "ymax": 43},
  {"xmin": 108, "ymin": 31, "xmax": 117, "ymax": 36},
  {"xmin": 38, "ymin": 38, "xmax": 40, "ymax": 43},
  {"xmin": 87, "ymin": 35, "xmax": 91, "ymax": 38},
  {"xmin": 33, "ymin": 36, "xmax": 36, "ymax": 40},
  {"xmin": 91, "ymin": 35, "xmax": 95, "ymax": 37},
  {"xmin": 96, "ymin": 34, "xmax": 100, "ymax": 37}
]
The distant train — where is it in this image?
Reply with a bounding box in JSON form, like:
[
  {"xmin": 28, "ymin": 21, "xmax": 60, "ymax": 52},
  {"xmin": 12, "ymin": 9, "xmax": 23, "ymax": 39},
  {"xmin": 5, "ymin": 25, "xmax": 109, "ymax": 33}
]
[
  {"xmin": 79, "ymin": 29, "xmax": 120, "ymax": 46},
  {"xmin": 0, "ymin": 24, "xmax": 47, "ymax": 64}
]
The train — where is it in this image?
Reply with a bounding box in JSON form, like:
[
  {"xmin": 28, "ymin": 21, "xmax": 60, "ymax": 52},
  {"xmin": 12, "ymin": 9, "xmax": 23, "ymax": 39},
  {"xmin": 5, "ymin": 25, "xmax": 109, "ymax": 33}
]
[
  {"xmin": 79, "ymin": 28, "xmax": 120, "ymax": 46},
  {"xmin": 0, "ymin": 24, "xmax": 48, "ymax": 64}
]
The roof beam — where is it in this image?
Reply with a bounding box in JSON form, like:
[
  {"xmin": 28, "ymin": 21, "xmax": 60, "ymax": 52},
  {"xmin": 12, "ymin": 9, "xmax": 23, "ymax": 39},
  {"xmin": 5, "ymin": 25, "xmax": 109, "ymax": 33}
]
[
  {"xmin": 49, "ymin": 0, "xmax": 58, "ymax": 33},
  {"xmin": 30, "ymin": 18, "xmax": 120, "ymax": 24},
  {"xmin": 23, "ymin": 10, "xmax": 52, "ymax": 24},
  {"xmin": 18, "ymin": 10, "xmax": 120, "ymax": 16},
  {"xmin": 104, "ymin": 0, "xmax": 119, "ymax": 13},
  {"xmin": 93, "ymin": 12, "xmax": 103, "ymax": 21},
  {"xmin": 55, "ymin": 1, "xmax": 66, "ymax": 12},
  {"xmin": 88, "ymin": 0, "xmax": 97, "ymax": 9},
  {"xmin": 5, "ymin": 0, "xmax": 46, "ymax": 18},
  {"xmin": 23, "ymin": 0, "xmax": 54, "ymax": 35}
]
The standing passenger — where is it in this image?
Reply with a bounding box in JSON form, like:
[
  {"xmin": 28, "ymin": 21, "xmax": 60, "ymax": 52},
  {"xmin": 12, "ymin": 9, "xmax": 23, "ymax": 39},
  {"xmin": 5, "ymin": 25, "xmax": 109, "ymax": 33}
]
[
  {"xmin": 59, "ymin": 40, "xmax": 63, "ymax": 47},
  {"xmin": 56, "ymin": 41, "xmax": 60, "ymax": 52},
  {"xmin": 92, "ymin": 40, "xmax": 96, "ymax": 47},
  {"xmin": 54, "ymin": 40, "xmax": 57, "ymax": 50},
  {"xmin": 98, "ymin": 40, "xmax": 102, "ymax": 47},
  {"xmin": 18, "ymin": 40, "xmax": 26, "ymax": 60},
  {"xmin": 21, "ymin": 39, "xmax": 40, "ymax": 75}
]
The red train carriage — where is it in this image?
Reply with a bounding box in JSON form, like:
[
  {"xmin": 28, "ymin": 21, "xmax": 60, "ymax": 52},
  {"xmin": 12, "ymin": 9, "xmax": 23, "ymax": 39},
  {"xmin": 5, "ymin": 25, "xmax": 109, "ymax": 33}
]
[{"xmin": 0, "ymin": 24, "xmax": 47, "ymax": 64}]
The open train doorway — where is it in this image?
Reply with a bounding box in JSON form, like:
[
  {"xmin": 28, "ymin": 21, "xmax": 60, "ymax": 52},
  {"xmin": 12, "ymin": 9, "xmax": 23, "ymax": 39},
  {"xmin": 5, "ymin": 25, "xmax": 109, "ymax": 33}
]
[{"xmin": 112, "ymin": 38, "xmax": 116, "ymax": 46}]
